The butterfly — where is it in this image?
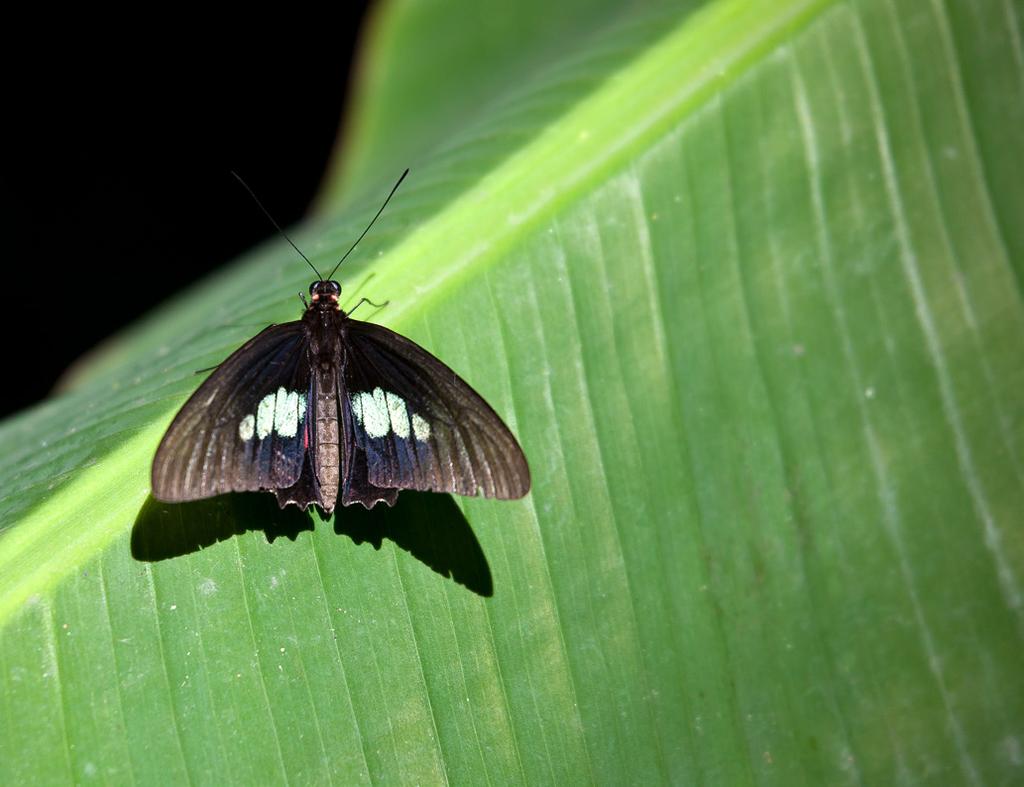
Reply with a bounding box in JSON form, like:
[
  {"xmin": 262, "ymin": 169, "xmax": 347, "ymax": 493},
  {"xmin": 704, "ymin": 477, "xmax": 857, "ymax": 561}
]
[{"xmin": 151, "ymin": 170, "xmax": 530, "ymax": 514}]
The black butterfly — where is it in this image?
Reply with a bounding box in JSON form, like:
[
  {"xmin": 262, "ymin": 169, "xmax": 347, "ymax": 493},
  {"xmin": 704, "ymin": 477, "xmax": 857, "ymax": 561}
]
[{"xmin": 151, "ymin": 171, "xmax": 530, "ymax": 514}]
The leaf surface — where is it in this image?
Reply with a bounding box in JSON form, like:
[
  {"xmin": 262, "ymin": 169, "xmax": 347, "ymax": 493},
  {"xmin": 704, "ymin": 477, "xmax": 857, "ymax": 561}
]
[{"xmin": 2, "ymin": 0, "xmax": 1022, "ymax": 783}]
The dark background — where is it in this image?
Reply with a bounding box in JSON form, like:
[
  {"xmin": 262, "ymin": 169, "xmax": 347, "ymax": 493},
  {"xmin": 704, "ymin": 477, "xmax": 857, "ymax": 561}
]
[{"xmin": 1, "ymin": 9, "xmax": 372, "ymax": 420}]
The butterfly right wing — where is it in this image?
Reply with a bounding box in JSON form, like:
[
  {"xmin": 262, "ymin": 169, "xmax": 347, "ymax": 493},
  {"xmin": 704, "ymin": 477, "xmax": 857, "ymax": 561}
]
[
  {"xmin": 151, "ymin": 322, "xmax": 313, "ymax": 503},
  {"xmin": 339, "ymin": 319, "xmax": 530, "ymax": 507}
]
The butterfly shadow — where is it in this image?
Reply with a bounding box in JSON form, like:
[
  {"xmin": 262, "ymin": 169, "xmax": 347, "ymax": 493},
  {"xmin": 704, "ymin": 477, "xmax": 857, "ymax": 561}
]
[{"xmin": 131, "ymin": 491, "xmax": 493, "ymax": 596}]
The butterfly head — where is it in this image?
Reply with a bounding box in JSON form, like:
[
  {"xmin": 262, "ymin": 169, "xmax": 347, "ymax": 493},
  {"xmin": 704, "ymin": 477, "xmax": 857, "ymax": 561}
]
[{"xmin": 309, "ymin": 280, "xmax": 341, "ymax": 310}]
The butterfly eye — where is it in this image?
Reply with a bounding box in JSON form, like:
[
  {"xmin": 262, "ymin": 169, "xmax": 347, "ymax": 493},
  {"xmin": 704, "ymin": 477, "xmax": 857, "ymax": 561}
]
[{"xmin": 308, "ymin": 281, "xmax": 320, "ymax": 297}]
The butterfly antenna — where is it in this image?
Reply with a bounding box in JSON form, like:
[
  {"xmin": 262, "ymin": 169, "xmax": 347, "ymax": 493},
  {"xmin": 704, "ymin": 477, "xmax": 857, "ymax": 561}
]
[
  {"xmin": 231, "ymin": 171, "xmax": 324, "ymax": 281},
  {"xmin": 325, "ymin": 168, "xmax": 409, "ymax": 281}
]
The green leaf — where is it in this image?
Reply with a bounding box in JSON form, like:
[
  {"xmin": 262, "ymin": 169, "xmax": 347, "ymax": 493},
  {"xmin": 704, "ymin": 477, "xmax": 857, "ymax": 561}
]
[{"xmin": 3, "ymin": 0, "xmax": 1023, "ymax": 783}]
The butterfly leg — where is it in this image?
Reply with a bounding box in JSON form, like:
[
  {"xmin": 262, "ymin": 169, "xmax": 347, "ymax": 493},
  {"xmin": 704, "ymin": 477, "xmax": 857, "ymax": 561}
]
[{"xmin": 346, "ymin": 297, "xmax": 390, "ymax": 317}]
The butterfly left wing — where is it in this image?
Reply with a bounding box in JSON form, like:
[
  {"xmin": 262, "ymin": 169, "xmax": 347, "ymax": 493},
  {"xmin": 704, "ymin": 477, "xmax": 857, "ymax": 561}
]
[
  {"xmin": 339, "ymin": 319, "xmax": 531, "ymax": 508},
  {"xmin": 152, "ymin": 323, "xmax": 313, "ymax": 503}
]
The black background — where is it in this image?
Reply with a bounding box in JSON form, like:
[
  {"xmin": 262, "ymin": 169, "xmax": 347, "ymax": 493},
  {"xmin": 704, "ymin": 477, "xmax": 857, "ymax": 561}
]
[{"xmin": 1, "ymin": 9, "xmax": 372, "ymax": 420}]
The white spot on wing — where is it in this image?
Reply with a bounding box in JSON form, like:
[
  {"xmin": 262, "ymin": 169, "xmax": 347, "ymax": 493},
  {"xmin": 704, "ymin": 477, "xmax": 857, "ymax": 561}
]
[
  {"xmin": 247, "ymin": 387, "xmax": 306, "ymax": 440},
  {"xmin": 351, "ymin": 387, "xmax": 430, "ymax": 441},
  {"xmin": 359, "ymin": 387, "xmax": 391, "ymax": 438},
  {"xmin": 274, "ymin": 388, "xmax": 301, "ymax": 438},
  {"xmin": 412, "ymin": 413, "xmax": 431, "ymax": 441},
  {"xmin": 256, "ymin": 392, "xmax": 276, "ymax": 439},
  {"xmin": 385, "ymin": 392, "xmax": 409, "ymax": 439}
]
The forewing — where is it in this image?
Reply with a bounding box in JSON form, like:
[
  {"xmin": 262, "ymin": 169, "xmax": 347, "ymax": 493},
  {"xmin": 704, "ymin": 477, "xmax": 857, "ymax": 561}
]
[
  {"xmin": 152, "ymin": 323, "xmax": 313, "ymax": 502},
  {"xmin": 340, "ymin": 320, "xmax": 530, "ymax": 506}
]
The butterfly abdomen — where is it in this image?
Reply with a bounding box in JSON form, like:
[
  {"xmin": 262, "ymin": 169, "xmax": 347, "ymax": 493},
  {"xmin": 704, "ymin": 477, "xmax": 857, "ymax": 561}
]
[
  {"xmin": 305, "ymin": 308, "xmax": 347, "ymax": 513},
  {"xmin": 314, "ymin": 361, "xmax": 340, "ymax": 511}
]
